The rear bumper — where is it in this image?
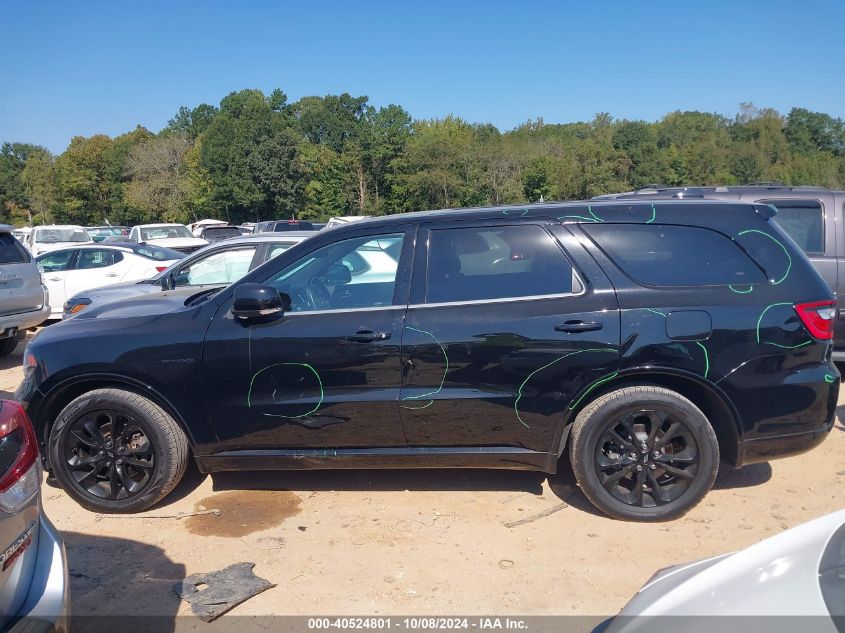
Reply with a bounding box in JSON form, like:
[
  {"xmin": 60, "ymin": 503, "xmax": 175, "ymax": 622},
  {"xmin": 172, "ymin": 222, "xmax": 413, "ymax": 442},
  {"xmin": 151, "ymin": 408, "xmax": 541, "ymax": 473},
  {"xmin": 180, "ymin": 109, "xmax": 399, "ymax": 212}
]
[
  {"xmin": 738, "ymin": 417, "xmax": 835, "ymax": 466},
  {"xmin": 0, "ymin": 305, "xmax": 49, "ymax": 336},
  {"xmin": 6, "ymin": 514, "xmax": 69, "ymax": 633}
]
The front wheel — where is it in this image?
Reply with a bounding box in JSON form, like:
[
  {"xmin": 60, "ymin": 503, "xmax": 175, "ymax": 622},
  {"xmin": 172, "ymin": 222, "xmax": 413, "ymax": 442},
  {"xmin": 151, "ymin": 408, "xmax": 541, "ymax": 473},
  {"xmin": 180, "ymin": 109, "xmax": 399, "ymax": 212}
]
[
  {"xmin": 0, "ymin": 337, "xmax": 19, "ymax": 358},
  {"xmin": 569, "ymin": 385, "xmax": 719, "ymax": 521},
  {"xmin": 49, "ymin": 388, "xmax": 189, "ymax": 513}
]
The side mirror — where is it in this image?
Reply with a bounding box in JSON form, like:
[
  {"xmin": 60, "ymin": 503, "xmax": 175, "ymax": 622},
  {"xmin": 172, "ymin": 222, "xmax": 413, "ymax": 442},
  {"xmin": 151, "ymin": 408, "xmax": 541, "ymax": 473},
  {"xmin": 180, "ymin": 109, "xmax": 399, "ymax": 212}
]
[
  {"xmin": 160, "ymin": 272, "xmax": 175, "ymax": 291},
  {"xmin": 233, "ymin": 283, "xmax": 286, "ymax": 321}
]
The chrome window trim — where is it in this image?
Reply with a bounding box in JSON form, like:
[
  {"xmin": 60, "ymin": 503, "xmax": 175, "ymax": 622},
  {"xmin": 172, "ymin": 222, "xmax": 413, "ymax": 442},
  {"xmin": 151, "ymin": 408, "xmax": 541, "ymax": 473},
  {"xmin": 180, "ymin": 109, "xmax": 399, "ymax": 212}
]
[{"xmin": 283, "ymin": 304, "xmax": 407, "ymax": 316}]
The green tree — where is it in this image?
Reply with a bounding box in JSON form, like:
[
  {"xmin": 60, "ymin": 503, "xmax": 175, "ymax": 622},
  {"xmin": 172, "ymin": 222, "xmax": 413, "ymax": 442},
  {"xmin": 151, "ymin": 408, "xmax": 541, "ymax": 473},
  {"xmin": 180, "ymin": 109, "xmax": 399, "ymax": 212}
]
[{"xmin": 21, "ymin": 149, "xmax": 57, "ymax": 225}]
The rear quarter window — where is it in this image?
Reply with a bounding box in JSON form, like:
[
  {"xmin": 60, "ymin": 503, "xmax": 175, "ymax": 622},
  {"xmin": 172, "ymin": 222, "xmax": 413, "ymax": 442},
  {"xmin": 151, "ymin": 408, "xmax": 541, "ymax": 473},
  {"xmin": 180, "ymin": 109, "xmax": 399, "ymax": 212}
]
[
  {"xmin": 0, "ymin": 233, "xmax": 29, "ymax": 264},
  {"xmin": 582, "ymin": 224, "xmax": 767, "ymax": 287}
]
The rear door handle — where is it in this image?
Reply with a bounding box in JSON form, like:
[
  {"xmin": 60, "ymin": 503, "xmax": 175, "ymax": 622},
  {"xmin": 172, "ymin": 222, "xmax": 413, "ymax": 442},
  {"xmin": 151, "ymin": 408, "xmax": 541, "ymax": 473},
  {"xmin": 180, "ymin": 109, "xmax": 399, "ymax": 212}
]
[
  {"xmin": 555, "ymin": 320, "xmax": 603, "ymax": 333},
  {"xmin": 105, "ymin": 273, "xmax": 119, "ymax": 278},
  {"xmin": 347, "ymin": 330, "xmax": 391, "ymax": 343}
]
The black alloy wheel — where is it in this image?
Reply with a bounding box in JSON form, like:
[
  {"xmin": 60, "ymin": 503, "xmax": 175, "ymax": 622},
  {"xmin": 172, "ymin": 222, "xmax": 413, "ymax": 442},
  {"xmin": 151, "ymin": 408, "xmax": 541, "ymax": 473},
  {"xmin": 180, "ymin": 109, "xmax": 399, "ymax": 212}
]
[
  {"xmin": 595, "ymin": 409, "xmax": 699, "ymax": 508},
  {"xmin": 50, "ymin": 388, "xmax": 189, "ymax": 513},
  {"xmin": 569, "ymin": 385, "xmax": 719, "ymax": 521},
  {"xmin": 64, "ymin": 409, "xmax": 154, "ymax": 500}
]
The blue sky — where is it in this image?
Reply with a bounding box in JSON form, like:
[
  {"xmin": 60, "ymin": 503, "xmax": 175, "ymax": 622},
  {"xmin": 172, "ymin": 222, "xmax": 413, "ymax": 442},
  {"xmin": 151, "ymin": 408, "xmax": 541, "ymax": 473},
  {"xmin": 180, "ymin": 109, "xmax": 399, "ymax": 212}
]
[{"xmin": 2, "ymin": 0, "xmax": 844, "ymax": 153}]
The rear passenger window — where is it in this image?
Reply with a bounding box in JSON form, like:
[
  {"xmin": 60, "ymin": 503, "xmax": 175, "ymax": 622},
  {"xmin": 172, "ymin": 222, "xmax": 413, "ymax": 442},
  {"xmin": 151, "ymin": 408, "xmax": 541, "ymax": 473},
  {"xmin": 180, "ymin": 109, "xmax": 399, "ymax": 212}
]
[
  {"xmin": 761, "ymin": 199, "xmax": 824, "ymax": 254},
  {"xmin": 426, "ymin": 225, "xmax": 574, "ymax": 303},
  {"xmin": 583, "ymin": 224, "xmax": 767, "ymax": 287},
  {"xmin": 0, "ymin": 234, "xmax": 28, "ymax": 264}
]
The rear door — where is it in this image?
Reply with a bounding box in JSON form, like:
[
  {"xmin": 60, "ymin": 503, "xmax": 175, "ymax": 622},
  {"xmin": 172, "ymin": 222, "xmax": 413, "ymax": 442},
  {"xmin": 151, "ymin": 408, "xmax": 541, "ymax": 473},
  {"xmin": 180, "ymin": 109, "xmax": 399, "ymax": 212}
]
[
  {"xmin": 0, "ymin": 233, "xmax": 42, "ymax": 316},
  {"xmin": 399, "ymin": 220, "xmax": 620, "ymax": 455}
]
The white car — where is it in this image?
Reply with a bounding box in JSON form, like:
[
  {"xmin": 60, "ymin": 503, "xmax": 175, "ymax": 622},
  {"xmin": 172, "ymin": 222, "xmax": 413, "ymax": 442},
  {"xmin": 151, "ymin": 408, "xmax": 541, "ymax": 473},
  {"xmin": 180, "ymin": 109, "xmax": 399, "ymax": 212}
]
[
  {"xmin": 130, "ymin": 223, "xmax": 208, "ymax": 254},
  {"xmin": 36, "ymin": 243, "xmax": 184, "ymax": 318},
  {"xmin": 23, "ymin": 225, "xmax": 93, "ymax": 256},
  {"xmin": 604, "ymin": 508, "xmax": 845, "ymax": 632}
]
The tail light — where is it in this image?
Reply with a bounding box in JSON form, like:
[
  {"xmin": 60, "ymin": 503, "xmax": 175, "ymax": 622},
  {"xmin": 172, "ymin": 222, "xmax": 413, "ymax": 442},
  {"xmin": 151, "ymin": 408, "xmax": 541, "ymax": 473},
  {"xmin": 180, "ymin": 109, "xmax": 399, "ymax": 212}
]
[
  {"xmin": 155, "ymin": 266, "xmax": 168, "ymax": 273},
  {"xmin": 795, "ymin": 300, "xmax": 836, "ymax": 340},
  {"xmin": 0, "ymin": 400, "xmax": 40, "ymax": 513}
]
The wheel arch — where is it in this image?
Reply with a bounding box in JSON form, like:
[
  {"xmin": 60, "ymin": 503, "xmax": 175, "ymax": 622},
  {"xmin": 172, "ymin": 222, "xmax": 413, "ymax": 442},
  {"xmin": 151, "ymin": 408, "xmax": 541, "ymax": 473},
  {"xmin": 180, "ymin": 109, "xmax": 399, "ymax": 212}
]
[
  {"xmin": 557, "ymin": 367, "xmax": 742, "ymax": 467},
  {"xmin": 35, "ymin": 373, "xmax": 198, "ymax": 467}
]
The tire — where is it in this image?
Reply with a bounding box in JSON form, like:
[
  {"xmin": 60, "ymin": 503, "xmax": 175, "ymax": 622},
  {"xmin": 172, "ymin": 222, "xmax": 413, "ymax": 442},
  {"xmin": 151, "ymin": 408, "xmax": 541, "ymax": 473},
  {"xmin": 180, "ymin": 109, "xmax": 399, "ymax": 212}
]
[
  {"xmin": 0, "ymin": 337, "xmax": 18, "ymax": 358},
  {"xmin": 569, "ymin": 385, "xmax": 719, "ymax": 521},
  {"xmin": 49, "ymin": 388, "xmax": 189, "ymax": 513}
]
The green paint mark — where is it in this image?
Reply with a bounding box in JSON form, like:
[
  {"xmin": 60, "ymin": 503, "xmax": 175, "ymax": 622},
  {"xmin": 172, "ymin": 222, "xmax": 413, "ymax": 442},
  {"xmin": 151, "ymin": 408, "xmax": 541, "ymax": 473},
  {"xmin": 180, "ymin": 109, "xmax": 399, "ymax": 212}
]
[
  {"xmin": 646, "ymin": 204, "xmax": 656, "ymax": 224},
  {"xmin": 587, "ymin": 206, "xmax": 603, "ymax": 222},
  {"xmin": 643, "ymin": 308, "xmax": 667, "ymax": 317},
  {"xmin": 400, "ymin": 400, "xmax": 434, "ymax": 410},
  {"xmin": 513, "ymin": 347, "xmax": 617, "ymax": 428},
  {"xmin": 695, "ymin": 341, "xmax": 710, "ymax": 379},
  {"xmin": 825, "ymin": 374, "xmax": 836, "ymax": 383},
  {"xmin": 568, "ymin": 372, "xmax": 620, "ymax": 411},
  {"xmin": 738, "ymin": 229, "xmax": 792, "ymax": 285},
  {"xmin": 558, "ymin": 215, "xmax": 598, "ymax": 223},
  {"xmin": 402, "ymin": 326, "xmax": 449, "ymax": 402},
  {"xmin": 729, "ymin": 284, "xmax": 754, "ymax": 294},
  {"xmin": 247, "ymin": 362, "xmax": 324, "ymax": 418},
  {"xmin": 763, "ymin": 340, "xmax": 812, "ymax": 349},
  {"xmin": 755, "ymin": 302, "xmax": 793, "ymax": 344}
]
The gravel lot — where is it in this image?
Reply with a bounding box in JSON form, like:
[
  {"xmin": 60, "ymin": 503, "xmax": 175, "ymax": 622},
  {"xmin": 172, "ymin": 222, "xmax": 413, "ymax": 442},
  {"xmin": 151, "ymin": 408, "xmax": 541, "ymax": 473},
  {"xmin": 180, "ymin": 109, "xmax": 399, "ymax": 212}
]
[{"xmin": 2, "ymin": 332, "xmax": 844, "ymax": 621}]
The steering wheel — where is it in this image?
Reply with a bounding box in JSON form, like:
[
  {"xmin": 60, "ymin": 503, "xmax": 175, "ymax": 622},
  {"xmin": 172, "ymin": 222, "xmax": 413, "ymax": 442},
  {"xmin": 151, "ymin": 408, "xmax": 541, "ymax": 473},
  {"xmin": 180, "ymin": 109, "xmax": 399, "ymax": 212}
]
[{"xmin": 305, "ymin": 276, "xmax": 332, "ymax": 310}]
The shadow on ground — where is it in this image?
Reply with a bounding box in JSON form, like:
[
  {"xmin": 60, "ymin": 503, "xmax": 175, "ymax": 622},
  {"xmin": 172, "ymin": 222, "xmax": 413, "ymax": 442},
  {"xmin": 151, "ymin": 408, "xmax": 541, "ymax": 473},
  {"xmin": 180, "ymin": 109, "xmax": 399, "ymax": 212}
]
[{"xmin": 63, "ymin": 530, "xmax": 184, "ymax": 633}]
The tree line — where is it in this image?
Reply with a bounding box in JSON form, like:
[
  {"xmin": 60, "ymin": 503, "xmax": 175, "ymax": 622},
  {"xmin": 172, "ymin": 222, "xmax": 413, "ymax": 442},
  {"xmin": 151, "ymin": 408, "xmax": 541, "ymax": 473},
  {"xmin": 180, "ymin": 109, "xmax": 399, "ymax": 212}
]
[{"xmin": 2, "ymin": 90, "xmax": 845, "ymax": 228}]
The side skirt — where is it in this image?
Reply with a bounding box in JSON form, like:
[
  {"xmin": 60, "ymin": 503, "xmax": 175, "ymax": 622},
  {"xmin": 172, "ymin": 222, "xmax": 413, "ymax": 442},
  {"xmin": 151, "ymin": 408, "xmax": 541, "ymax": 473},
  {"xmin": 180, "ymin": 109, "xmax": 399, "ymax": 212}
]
[{"xmin": 195, "ymin": 446, "xmax": 558, "ymax": 474}]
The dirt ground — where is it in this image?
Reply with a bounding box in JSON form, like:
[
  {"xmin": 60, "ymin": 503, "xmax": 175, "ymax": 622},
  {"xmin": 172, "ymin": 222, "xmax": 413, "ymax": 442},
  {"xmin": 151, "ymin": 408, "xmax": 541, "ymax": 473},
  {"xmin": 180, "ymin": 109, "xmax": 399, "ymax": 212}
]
[{"xmin": 2, "ymin": 332, "xmax": 844, "ymax": 621}]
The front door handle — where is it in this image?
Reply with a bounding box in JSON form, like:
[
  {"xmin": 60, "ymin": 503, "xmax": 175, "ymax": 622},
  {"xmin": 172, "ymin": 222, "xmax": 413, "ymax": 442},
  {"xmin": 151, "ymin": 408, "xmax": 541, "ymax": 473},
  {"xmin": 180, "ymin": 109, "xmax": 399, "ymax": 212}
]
[
  {"xmin": 555, "ymin": 320, "xmax": 603, "ymax": 333},
  {"xmin": 347, "ymin": 330, "xmax": 392, "ymax": 343},
  {"xmin": 48, "ymin": 277, "xmax": 62, "ymax": 282},
  {"xmin": 105, "ymin": 273, "xmax": 119, "ymax": 278}
]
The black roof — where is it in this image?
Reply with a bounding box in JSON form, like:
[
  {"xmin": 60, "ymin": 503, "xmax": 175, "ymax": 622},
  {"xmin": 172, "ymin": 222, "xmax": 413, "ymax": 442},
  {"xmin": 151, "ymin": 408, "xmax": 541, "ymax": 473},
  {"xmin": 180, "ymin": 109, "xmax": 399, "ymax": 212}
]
[{"xmin": 342, "ymin": 199, "xmax": 774, "ymax": 231}]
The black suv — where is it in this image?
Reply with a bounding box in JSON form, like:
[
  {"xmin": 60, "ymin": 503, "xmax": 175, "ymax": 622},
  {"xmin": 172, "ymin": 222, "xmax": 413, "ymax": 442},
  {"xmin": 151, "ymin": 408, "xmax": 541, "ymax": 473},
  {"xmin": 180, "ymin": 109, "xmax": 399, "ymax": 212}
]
[{"xmin": 15, "ymin": 200, "xmax": 839, "ymax": 520}]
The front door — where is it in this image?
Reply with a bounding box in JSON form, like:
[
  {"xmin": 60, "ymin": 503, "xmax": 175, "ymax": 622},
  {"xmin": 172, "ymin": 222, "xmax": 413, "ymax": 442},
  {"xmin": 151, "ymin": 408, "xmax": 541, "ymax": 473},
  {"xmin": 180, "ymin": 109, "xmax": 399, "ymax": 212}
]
[
  {"xmin": 399, "ymin": 221, "xmax": 620, "ymax": 454},
  {"xmin": 36, "ymin": 249, "xmax": 77, "ymax": 316},
  {"xmin": 202, "ymin": 228, "xmax": 414, "ymax": 452}
]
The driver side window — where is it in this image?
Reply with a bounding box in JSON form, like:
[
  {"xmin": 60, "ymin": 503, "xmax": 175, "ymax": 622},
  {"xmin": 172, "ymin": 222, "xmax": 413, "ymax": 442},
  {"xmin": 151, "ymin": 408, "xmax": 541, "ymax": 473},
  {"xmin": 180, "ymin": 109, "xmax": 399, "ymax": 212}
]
[{"xmin": 263, "ymin": 233, "xmax": 404, "ymax": 312}]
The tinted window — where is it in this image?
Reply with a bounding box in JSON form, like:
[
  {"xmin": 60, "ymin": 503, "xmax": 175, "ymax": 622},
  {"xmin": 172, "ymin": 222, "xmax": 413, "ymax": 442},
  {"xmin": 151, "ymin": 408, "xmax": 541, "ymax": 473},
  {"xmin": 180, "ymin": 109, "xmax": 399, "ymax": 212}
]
[
  {"xmin": 0, "ymin": 234, "xmax": 28, "ymax": 264},
  {"xmin": 426, "ymin": 225, "xmax": 573, "ymax": 304},
  {"xmin": 177, "ymin": 247, "xmax": 257, "ymax": 286},
  {"xmin": 37, "ymin": 250, "xmax": 75, "ymax": 272},
  {"xmin": 583, "ymin": 224, "xmax": 767, "ymax": 287},
  {"xmin": 762, "ymin": 199, "xmax": 824, "ymax": 254},
  {"xmin": 131, "ymin": 244, "xmax": 184, "ymax": 261},
  {"xmin": 77, "ymin": 249, "xmax": 123, "ymax": 269},
  {"xmin": 264, "ymin": 233, "xmax": 403, "ymax": 311},
  {"xmin": 202, "ymin": 227, "xmax": 241, "ymax": 240}
]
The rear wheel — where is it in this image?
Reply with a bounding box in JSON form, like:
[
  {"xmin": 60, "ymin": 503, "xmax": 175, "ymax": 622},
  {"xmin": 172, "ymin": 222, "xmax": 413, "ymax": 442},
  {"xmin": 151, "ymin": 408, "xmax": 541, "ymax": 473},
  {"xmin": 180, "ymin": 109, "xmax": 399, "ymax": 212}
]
[
  {"xmin": 569, "ymin": 385, "xmax": 719, "ymax": 521},
  {"xmin": 49, "ymin": 388, "xmax": 189, "ymax": 513}
]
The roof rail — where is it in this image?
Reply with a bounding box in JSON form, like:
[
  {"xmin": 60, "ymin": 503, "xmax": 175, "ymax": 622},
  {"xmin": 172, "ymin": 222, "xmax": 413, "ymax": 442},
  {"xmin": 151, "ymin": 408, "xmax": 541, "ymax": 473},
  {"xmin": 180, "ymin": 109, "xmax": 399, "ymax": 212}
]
[{"xmin": 742, "ymin": 181, "xmax": 786, "ymax": 187}]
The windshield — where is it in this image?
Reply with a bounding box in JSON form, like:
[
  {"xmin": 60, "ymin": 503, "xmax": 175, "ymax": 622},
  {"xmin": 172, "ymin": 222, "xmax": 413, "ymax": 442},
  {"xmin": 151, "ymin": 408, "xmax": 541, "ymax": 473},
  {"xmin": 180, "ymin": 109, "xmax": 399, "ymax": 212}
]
[
  {"xmin": 34, "ymin": 227, "xmax": 91, "ymax": 244},
  {"xmin": 140, "ymin": 225, "xmax": 194, "ymax": 240}
]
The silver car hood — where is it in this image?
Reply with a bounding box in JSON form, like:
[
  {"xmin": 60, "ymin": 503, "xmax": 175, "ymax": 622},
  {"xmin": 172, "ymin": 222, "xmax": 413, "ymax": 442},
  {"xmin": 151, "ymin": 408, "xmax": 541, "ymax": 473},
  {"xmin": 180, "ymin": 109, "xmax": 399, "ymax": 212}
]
[{"xmin": 607, "ymin": 509, "xmax": 845, "ymax": 631}]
